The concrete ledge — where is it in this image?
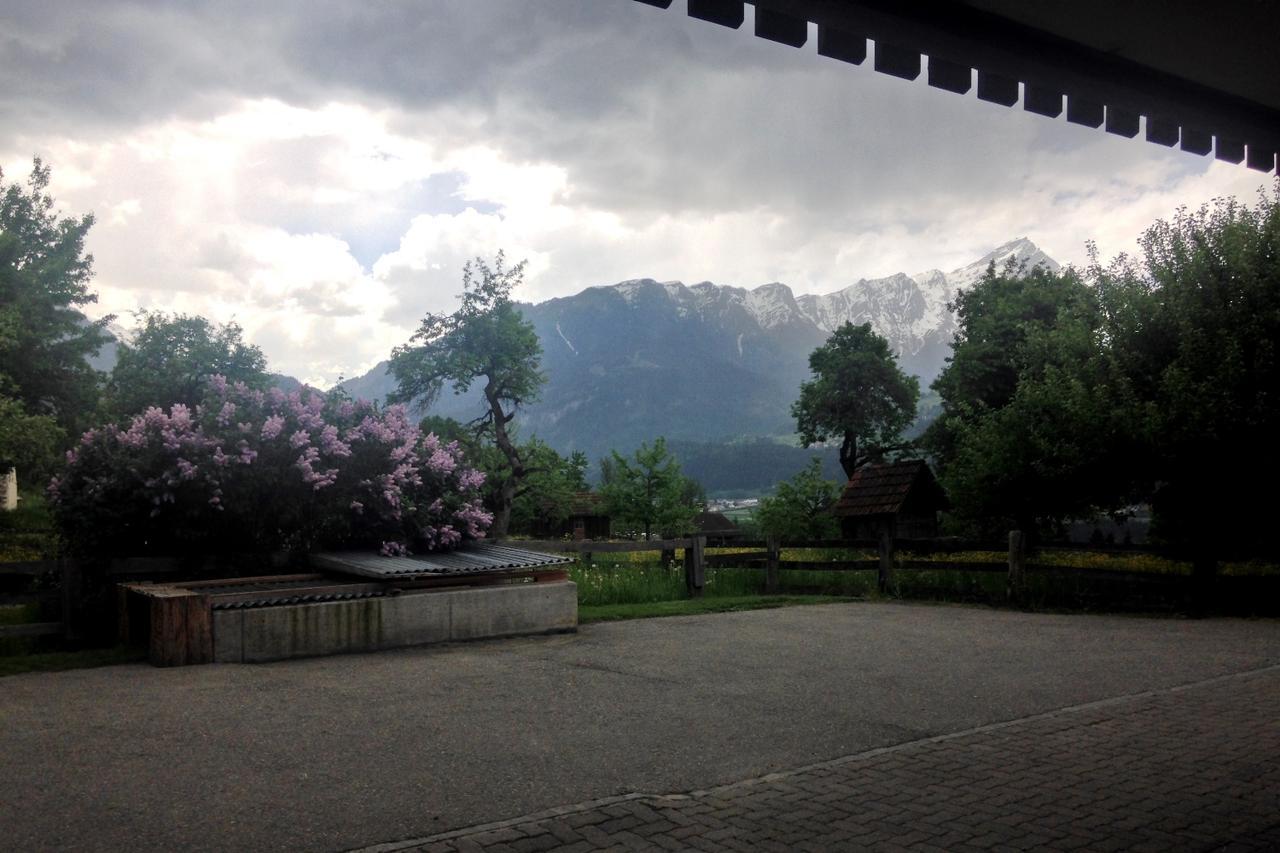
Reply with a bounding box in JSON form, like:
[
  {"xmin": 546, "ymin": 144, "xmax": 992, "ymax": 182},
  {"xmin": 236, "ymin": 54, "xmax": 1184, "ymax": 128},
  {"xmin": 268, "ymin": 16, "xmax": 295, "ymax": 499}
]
[{"xmin": 213, "ymin": 580, "xmax": 577, "ymax": 663}]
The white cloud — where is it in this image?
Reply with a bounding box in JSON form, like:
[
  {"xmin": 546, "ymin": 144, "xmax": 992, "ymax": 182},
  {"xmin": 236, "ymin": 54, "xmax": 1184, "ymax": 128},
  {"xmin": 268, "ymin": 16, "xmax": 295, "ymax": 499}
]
[{"xmin": 2, "ymin": 1, "xmax": 1272, "ymax": 388}]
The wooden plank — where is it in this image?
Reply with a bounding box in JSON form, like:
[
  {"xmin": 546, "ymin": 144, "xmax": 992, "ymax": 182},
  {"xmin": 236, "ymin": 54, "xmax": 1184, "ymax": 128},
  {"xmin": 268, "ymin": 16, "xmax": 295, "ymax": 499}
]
[
  {"xmin": 765, "ymin": 536, "xmax": 780, "ymax": 594},
  {"xmin": 1008, "ymin": 530, "xmax": 1026, "ymax": 604},
  {"xmin": 169, "ymin": 573, "xmax": 325, "ymax": 590},
  {"xmin": 0, "ymin": 560, "xmax": 57, "ymax": 576},
  {"xmin": 705, "ymin": 551, "xmax": 768, "ymax": 567},
  {"xmin": 0, "ymin": 621, "xmax": 63, "ymax": 638},
  {"xmin": 148, "ymin": 589, "xmax": 212, "ymax": 667},
  {"xmin": 780, "ymin": 561, "xmax": 879, "ymax": 572},
  {"xmin": 878, "ymin": 528, "xmax": 895, "ymax": 593},
  {"xmin": 61, "ymin": 558, "xmax": 81, "ymax": 642},
  {"xmin": 684, "ymin": 535, "xmax": 706, "ymax": 597},
  {"xmin": 184, "ymin": 594, "xmax": 213, "ymax": 665},
  {"xmin": 203, "ymin": 582, "xmax": 388, "ymax": 607},
  {"xmin": 897, "ymin": 560, "xmax": 1006, "ymax": 573},
  {"xmin": 0, "ymin": 591, "xmax": 61, "ymax": 606},
  {"xmin": 105, "ymin": 557, "xmax": 188, "ymax": 576},
  {"xmin": 391, "ymin": 568, "xmax": 568, "ymax": 590},
  {"xmin": 517, "ymin": 539, "xmax": 694, "ymax": 553}
]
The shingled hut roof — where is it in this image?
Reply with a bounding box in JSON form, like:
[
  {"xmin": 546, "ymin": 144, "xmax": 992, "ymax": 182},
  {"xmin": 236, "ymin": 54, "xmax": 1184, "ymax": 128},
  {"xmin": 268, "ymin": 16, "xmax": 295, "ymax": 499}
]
[
  {"xmin": 693, "ymin": 511, "xmax": 739, "ymax": 533},
  {"xmin": 567, "ymin": 492, "xmax": 607, "ymax": 516},
  {"xmin": 833, "ymin": 460, "xmax": 948, "ymax": 517}
]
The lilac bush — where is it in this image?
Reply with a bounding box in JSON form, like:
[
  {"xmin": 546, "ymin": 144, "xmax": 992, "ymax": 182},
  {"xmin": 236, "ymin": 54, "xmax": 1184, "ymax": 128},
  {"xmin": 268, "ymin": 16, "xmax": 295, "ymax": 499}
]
[{"xmin": 49, "ymin": 377, "xmax": 492, "ymax": 558}]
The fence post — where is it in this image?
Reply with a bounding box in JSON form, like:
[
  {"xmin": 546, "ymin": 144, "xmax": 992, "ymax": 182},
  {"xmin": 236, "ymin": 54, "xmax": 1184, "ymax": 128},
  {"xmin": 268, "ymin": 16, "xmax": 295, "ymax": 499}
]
[
  {"xmin": 877, "ymin": 528, "xmax": 894, "ymax": 594},
  {"xmin": 1007, "ymin": 530, "xmax": 1026, "ymax": 604},
  {"xmin": 765, "ymin": 535, "xmax": 780, "ymax": 594},
  {"xmin": 684, "ymin": 536, "xmax": 705, "ymax": 597},
  {"xmin": 60, "ymin": 558, "xmax": 81, "ymax": 643}
]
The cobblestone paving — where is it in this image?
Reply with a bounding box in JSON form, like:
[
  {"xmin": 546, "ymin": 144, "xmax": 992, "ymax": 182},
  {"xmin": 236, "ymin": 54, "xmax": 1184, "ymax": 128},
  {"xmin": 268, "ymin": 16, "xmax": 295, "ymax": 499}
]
[{"xmin": 361, "ymin": 667, "xmax": 1280, "ymax": 853}]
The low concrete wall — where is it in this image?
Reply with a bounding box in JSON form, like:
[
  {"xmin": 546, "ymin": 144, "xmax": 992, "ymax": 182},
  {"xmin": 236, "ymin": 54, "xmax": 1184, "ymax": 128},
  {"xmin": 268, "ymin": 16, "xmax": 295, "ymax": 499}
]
[{"xmin": 212, "ymin": 580, "xmax": 577, "ymax": 663}]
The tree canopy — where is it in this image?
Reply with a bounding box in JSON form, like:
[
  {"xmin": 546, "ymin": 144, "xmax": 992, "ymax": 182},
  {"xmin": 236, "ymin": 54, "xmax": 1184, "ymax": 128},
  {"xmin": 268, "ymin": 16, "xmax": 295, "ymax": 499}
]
[
  {"xmin": 792, "ymin": 321, "xmax": 919, "ymax": 479},
  {"xmin": 389, "ymin": 252, "xmax": 545, "ymax": 537},
  {"xmin": 924, "ymin": 261, "xmax": 1140, "ymax": 533},
  {"xmin": 754, "ymin": 457, "xmax": 840, "ymax": 539},
  {"xmin": 600, "ymin": 437, "xmax": 702, "ymax": 540},
  {"xmin": 0, "ymin": 158, "xmax": 111, "ymax": 438},
  {"xmin": 106, "ymin": 310, "xmax": 268, "ymax": 418},
  {"xmin": 926, "ymin": 185, "xmax": 1280, "ymax": 554},
  {"xmin": 1091, "ymin": 189, "xmax": 1280, "ymax": 553},
  {"xmin": 418, "ymin": 415, "xmax": 589, "ymax": 537}
]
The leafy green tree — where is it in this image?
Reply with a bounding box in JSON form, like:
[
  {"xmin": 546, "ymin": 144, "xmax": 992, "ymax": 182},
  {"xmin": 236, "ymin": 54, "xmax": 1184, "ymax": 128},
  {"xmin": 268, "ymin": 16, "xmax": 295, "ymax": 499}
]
[
  {"xmin": 925, "ymin": 261, "xmax": 1140, "ymax": 533},
  {"xmin": 792, "ymin": 322, "xmax": 919, "ymax": 479},
  {"xmin": 417, "ymin": 416, "xmax": 590, "ymax": 536},
  {"xmin": 754, "ymin": 457, "xmax": 840, "ymax": 539},
  {"xmin": 390, "ymin": 252, "xmax": 546, "ymax": 537},
  {"xmin": 508, "ymin": 443, "xmax": 590, "ymax": 535},
  {"xmin": 1091, "ymin": 188, "xmax": 1280, "ymax": 559},
  {"xmin": 106, "ymin": 311, "xmax": 268, "ymax": 418},
  {"xmin": 600, "ymin": 437, "xmax": 702, "ymax": 539},
  {"xmin": 0, "ymin": 395, "xmax": 65, "ymax": 484},
  {"xmin": 0, "ymin": 158, "xmax": 112, "ymax": 436}
]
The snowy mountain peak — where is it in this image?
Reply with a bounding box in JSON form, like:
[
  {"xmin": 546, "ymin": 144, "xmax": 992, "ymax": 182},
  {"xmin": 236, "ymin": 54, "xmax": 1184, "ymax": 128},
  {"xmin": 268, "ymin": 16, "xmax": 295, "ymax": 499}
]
[
  {"xmin": 744, "ymin": 282, "xmax": 800, "ymax": 329},
  {"xmin": 585, "ymin": 237, "xmax": 1059, "ymax": 377},
  {"xmin": 944, "ymin": 237, "xmax": 1060, "ymax": 292}
]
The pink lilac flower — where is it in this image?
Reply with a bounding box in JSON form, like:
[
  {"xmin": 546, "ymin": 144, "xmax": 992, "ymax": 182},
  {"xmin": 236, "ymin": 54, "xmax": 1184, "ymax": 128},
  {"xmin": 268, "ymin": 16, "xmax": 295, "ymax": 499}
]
[
  {"xmin": 289, "ymin": 429, "xmax": 311, "ymax": 449},
  {"xmin": 428, "ymin": 448, "xmax": 457, "ymax": 475},
  {"xmin": 319, "ymin": 425, "xmax": 351, "ymax": 458},
  {"xmin": 261, "ymin": 415, "xmax": 285, "ymax": 440},
  {"xmin": 380, "ymin": 540, "xmax": 409, "ymax": 557},
  {"xmin": 216, "ymin": 401, "xmax": 237, "ymax": 426},
  {"xmin": 458, "ymin": 468, "xmax": 486, "ymax": 491}
]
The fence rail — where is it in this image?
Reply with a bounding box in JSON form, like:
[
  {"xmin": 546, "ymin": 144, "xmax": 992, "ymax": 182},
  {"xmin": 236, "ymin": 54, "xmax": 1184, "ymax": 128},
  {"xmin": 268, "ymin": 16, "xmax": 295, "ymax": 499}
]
[
  {"xmin": 1, "ymin": 532, "xmax": 1272, "ymax": 645},
  {"xmin": 522, "ymin": 532, "xmax": 1267, "ymax": 608}
]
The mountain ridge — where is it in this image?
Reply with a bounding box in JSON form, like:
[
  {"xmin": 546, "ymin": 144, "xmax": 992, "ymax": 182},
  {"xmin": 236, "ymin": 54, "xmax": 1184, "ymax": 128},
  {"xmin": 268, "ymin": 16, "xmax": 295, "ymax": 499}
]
[{"xmin": 338, "ymin": 237, "xmax": 1061, "ymax": 460}]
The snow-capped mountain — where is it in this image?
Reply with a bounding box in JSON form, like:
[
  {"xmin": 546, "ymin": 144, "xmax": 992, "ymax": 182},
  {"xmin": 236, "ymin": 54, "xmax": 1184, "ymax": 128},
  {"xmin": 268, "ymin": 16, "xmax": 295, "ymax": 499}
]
[{"xmin": 339, "ymin": 238, "xmax": 1060, "ymax": 459}]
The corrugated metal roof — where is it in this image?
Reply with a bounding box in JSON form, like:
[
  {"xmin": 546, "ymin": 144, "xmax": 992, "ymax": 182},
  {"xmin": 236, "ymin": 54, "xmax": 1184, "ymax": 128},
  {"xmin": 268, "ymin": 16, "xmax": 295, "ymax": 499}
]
[
  {"xmin": 212, "ymin": 589, "xmax": 387, "ymax": 610},
  {"xmin": 312, "ymin": 542, "xmax": 573, "ymax": 580}
]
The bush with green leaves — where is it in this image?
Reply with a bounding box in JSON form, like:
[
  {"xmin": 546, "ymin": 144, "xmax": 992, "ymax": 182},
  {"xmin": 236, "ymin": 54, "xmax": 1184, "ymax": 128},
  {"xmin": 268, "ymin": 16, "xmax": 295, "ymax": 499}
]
[
  {"xmin": 755, "ymin": 457, "xmax": 840, "ymax": 539},
  {"xmin": 49, "ymin": 377, "xmax": 491, "ymax": 559}
]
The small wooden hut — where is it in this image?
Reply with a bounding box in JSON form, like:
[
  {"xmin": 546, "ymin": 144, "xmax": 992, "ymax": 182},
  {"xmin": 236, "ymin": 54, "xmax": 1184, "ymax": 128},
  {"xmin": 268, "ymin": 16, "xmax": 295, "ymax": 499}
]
[
  {"xmin": 692, "ymin": 510, "xmax": 741, "ymax": 539},
  {"xmin": 833, "ymin": 460, "xmax": 948, "ymax": 539},
  {"xmin": 560, "ymin": 492, "xmax": 611, "ymax": 540}
]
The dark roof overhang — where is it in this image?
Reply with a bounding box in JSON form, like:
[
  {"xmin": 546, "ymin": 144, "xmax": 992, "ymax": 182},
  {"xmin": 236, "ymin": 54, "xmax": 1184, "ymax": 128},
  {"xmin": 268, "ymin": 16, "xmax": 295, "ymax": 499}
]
[{"xmin": 632, "ymin": 0, "xmax": 1280, "ymax": 174}]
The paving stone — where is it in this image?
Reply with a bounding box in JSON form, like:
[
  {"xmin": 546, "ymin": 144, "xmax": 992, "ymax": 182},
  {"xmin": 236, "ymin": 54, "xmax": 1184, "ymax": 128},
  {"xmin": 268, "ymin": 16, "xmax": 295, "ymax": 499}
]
[{"xmin": 392, "ymin": 669, "xmax": 1280, "ymax": 852}]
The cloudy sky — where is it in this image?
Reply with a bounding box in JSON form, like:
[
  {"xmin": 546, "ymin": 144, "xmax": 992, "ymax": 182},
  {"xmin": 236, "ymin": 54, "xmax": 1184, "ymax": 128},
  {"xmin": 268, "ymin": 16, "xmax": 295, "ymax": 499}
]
[{"xmin": 1, "ymin": 1, "xmax": 1270, "ymax": 386}]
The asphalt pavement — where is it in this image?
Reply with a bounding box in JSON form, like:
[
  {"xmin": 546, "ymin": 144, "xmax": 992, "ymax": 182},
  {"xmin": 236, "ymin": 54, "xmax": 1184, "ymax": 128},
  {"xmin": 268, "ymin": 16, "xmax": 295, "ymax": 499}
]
[{"xmin": 2, "ymin": 601, "xmax": 1278, "ymax": 851}]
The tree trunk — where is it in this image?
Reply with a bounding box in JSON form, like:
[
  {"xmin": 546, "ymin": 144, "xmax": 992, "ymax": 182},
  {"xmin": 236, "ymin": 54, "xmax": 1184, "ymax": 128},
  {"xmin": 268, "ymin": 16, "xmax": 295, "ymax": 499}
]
[
  {"xmin": 490, "ymin": 475, "xmax": 516, "ymax": 539},
  {"xmin": 838, "ymin": 430, "xmax": 858, "ymax": 480},
  {"xmin": 483, "ymin": 380, "xmax": 524, "ymax": 540}
]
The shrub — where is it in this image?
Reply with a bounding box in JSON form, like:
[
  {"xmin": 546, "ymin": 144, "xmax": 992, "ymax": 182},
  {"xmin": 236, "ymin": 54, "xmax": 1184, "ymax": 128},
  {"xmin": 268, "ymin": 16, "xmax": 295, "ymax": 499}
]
[{"xmin": 49, "ymin": 377, "xmax": 491, "ymax": 558}]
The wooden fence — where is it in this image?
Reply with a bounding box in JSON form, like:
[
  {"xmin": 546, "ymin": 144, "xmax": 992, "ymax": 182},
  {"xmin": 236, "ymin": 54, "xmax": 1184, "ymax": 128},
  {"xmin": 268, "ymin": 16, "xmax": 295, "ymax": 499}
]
[
  {"xmin": 0, "ymin": 556, "xmax": 259, "ymax": 642},
  {"xmin": 1, "ymin": 533, "xmax": 1270, "ymax": 642},
  {"xmin": 517, "ymin": 533, "xmax": 1041, "ymax": 599},
  {"xmin": 517, "ymin": 533, "xmax": 1258, "ymax": 609}
]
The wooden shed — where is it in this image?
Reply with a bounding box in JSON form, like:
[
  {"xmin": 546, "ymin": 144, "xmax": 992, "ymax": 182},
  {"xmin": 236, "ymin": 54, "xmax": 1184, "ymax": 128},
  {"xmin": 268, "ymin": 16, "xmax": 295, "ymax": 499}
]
[
  {"xmin": 692, "ymin": 510, "xmax": 741, "ymax": 539},
  {"xmin": 833, "ymin": 460, "xmax": 949, "ymax": 540},
  {"xmin": 561, "ymin": 492, "xmax": 611, "ymax": 541}
]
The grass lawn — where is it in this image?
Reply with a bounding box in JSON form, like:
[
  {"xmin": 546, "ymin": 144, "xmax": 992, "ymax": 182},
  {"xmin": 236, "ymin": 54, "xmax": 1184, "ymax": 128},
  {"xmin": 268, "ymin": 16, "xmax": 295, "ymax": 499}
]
[{"xmin": 579, "ymin": 594, "xmax": 860, "ymax": 624}]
